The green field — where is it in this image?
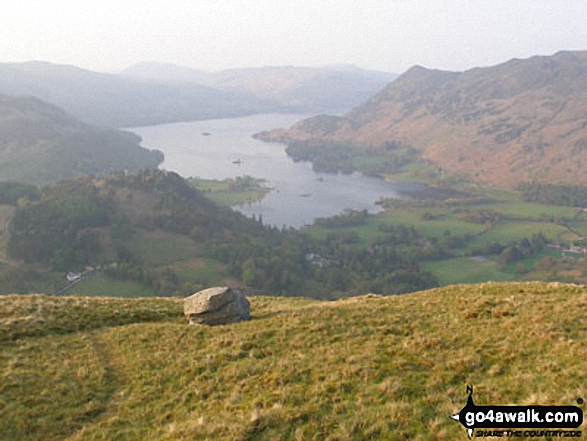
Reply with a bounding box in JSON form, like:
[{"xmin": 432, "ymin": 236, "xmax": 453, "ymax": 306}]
[
  {"xmin": 473, "ymin": 201, "xmax": 579, "ymax": 220},
  {"xmin": 305, "ymin": 183, "xmax": 587, "ymax": 287},
  {"xmin": 125, "ymin": 231, "xmax": 227, "ymax": 290},
  {"xmin": 305, "ymin": 208, "xmax": 486, "ymax": 243},
  {"xmin": 375, "ymin": 208, "xmax": 486, "ymax": 238},
  {"xmin": 473, "ymin": 221, "xmax": 570, "ymax": 245},
  {"xmin": 381, "ymin": 161, "xmax": 441, "ymax": 183},
  {"xmin": 172, "ymin": 259, "xmax": 227, "ymax": 286},
  {"xmin": 67, "ymin": 275, "xmax": 156, "ymax": 297},
  {"xmin": 127, "ymin": 232, "xmax": 203, "ymax": 267},
  {"xmin": 190, "ymin": 177, "xmax": 270, "ymax": 206},
  {"xmin": 516, "ymin": 248, "xmax": 565, "ymax": 269},
  {"xmin": 422, "ymin": 257, "xmax": 515, "ymax": 285}
]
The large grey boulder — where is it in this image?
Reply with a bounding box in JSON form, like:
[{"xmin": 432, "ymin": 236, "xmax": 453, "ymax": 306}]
[{"xmin": 183, "ymin": 287, "xmax": 250, "ymax": 326}]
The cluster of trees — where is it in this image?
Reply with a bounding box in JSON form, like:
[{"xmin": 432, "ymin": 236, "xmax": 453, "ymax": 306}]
[
  {"xmin": 457, "ymin": 209, "xmax": 501, "ymax": 225},
  {"xmin": 519, "ymin": 182, "xmax": 587, "ymax": 208},
  {"xmin": 212, "ymin": 225, "xmax": 438, "ymax": 299},
  {"xmin": 285, "ymin": 140, "xmax": 358, "ymax": 174},
  {"xmin": 226, "ymin": 176, "xmax": 268, "ymax": 192},
  {"xmin": 314, "ymin": 209, "xmax": 369, "ymax": 228},
  {"xmin": 499, "ymin": 233, "xmax": 549, "ymax": 265},
  {"xmin": 0, "ymin": 182, "xmax": 40, "ymax": 205},
  {"xmin": 7, "ymin": 179, "xmax": 109, "ymax": 270},
  {"xmin": 5, "ymin": 171, "xmax": 270, "ymax": 293},
  {"xmin": 310, "ymin": 228, "xmax": 438, "ymax": 296},
  {"xmin": 285, "ymin": 140, "xmax": 417, "ymax": 175},
  {"xmin": 105, "ymin": 170, "xmax": 268, "ymax": 239},
  {"xmin": 0, "ymin": 265, "xmax": 62, "ymax": 295}
]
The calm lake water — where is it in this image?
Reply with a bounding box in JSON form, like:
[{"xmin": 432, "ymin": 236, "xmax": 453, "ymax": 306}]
[{"xmin": 130, "ymin": 114, "xmax": 444, "ymax": 228}]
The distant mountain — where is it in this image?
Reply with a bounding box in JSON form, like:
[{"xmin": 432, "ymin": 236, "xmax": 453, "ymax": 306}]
[
  {"xmin": 259, "ymin": 51, "xmax": 587, "ymax": 187},
  {"xmin": 122, "ymin": 62, "xmax": 398, "ymax": 113},
  {"xmin": 0, "ymin": 61, "xmax": 395, "ymax": 128},
  {"xmin": 120, "ymin": 61, "xmax": 211, "ymax": 83},
  {"xmin": 0, "ymin": 94, "xmax": 163, "ymax": 185},
  {"xmin": 0, "ymin": 61, "xmax": 271, "ymax": 127}
]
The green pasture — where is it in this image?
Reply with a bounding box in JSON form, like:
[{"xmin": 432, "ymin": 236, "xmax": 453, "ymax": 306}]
[
  {"xmin": 66, "ymin": 275, "xmax": 155, "ymax": 298},
  {"xmin": 473, "ymin": 201, "xmax": 579, "ymax": 220},
  {"xmin": 191, "ymin": 177, "xmax": 270, "ymax": 206},
  {"xmin": 374, "ymin": 208, "xmax": 486, "ymax": 238},
  {"xmin": 421, "ymin": 256, "xmax": 515, "ymax": 286},
  {"xmin": 171, "ymin": 259, "xmax": 227, "ymax": 286},
  {"xmin": 127, "ymin": 232, "xmax": 202, "ymax": 267},
  {"xmin": 206, "ymin": 190, "xmax": 269, "ymax": 206},
  {"xmin": 473, "ymin": 221, "xmax": 570, "ymax": 245}
]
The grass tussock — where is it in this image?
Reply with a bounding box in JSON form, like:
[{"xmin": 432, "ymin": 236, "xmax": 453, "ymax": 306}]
[{"xmin": 1, "ymin": 282, "xmax": 586, "ymax": 440}]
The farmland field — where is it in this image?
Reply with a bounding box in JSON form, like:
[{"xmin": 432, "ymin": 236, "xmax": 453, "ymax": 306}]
[{"xmin": 421, "ymin": 257, "xmax": 515, "ymax": 285}]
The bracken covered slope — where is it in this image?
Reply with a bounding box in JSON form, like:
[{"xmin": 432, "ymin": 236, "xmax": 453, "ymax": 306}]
[
  {"xmin": 260, "ymin": 51, "xmax": 587, "ymax": 187},
  {"xmin": 1, "ymin": 282, "xmax": 586, "ymax": 440}
]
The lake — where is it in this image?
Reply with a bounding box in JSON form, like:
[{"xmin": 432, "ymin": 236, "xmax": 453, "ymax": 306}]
[{"xmin": 130, "ymin": 113, "xmax": 444, "ymax": 228}]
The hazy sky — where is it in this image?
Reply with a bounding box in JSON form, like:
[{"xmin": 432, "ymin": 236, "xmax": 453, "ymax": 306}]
[{"xmin": 1, "ymin": 0, "xmax": 586, "ymax": 74}]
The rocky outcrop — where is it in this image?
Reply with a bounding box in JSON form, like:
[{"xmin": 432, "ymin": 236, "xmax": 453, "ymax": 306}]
[{"xmin": 183, "ymin": 287, "xmax": 250, "ymax": 326}]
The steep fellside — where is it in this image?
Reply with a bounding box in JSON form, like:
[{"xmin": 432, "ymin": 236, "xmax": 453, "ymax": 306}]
[
  {"xmin": 0, "ymin": 95, "xmax": 163, "ymax": 184},
  {"xmin": 260, "ymin": 51, "xmax": 587, "ymax": 187},
  {"xmin": 1, "ymin": 282, "xmax": 586, "ymax": 440}
]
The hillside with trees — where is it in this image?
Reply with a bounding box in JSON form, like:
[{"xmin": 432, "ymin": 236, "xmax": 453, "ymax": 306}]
[
  {"xmin": 0, "ymin": 95, "xmax": 163, "ymax": 184},
  {"xmin": 1, "ymin": 171, "xmax": 438, "ymax": 298}
]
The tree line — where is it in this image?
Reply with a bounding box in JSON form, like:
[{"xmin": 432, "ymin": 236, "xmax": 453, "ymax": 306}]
[{"xmin": 518, "ymin": 182, "xmax": 587, "ymax": 208}]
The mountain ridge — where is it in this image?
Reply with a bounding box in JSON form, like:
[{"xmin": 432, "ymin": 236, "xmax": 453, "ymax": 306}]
[
  {"xmin": 122, "ymin": 62, "xmax": 398, "ymax": 114},
  {"xmin": 0, "ymin": 61, "xmax": 271, "ymax": 127},
  {"xmin": 259, "ymin": 51, "xmax": 587, "ymax": 187},
  {"xmin": 0, "ymin": 61, "xmax": 396, "ymax": 128}
]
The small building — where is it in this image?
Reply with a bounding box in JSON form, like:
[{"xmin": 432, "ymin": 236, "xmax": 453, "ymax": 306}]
[
  {"xmin": 66, "ymin": 272, "xmax": 82, "ymax": 282},
  {"xmin": 305, "ymin": 253, "xmax": 328, "ymax": 268}
]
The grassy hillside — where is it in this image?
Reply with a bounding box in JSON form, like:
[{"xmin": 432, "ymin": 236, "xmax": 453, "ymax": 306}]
[{"xmin": 1, "ymin": 282, "xmax": 586, "ymax": 440}]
